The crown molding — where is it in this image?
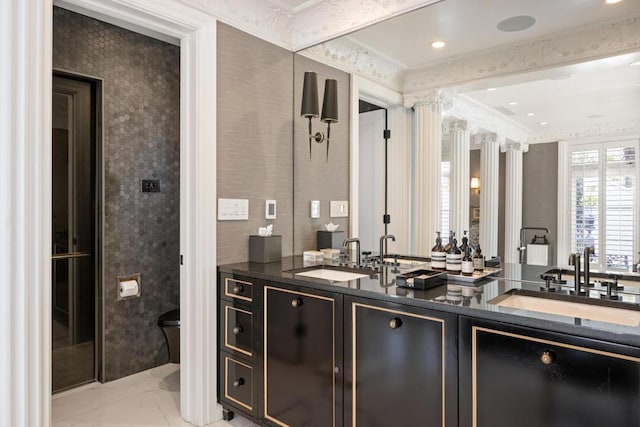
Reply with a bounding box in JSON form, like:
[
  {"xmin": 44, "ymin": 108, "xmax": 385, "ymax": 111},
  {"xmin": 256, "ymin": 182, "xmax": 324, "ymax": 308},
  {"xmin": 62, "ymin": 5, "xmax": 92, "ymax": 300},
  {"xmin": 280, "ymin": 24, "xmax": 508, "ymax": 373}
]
[
  {"xmin": 404, "ymin": 14, "xmax": 640, "ymax": 92},
  {"xmin": 300, "ymin": 36, "xmax": 406, "ymax": 92},
  {"xmin": 444, "ymin": 94, "xmax": 531, "ymax": 144},
  {"xmin": 528, "ymin": 120, "xmax": 640, "ymax": 144}
]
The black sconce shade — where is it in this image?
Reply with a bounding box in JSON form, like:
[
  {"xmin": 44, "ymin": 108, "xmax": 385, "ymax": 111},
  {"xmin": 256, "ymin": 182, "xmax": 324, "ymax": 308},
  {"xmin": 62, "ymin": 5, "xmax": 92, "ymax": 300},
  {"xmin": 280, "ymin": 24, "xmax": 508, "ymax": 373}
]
[
  {"xmin": 321, "ymin": 79, "xmax": 338, "ymax": 123},
  {"xmin": 301, "ymin": 71, "xmax": 319, "ymax": 118}
]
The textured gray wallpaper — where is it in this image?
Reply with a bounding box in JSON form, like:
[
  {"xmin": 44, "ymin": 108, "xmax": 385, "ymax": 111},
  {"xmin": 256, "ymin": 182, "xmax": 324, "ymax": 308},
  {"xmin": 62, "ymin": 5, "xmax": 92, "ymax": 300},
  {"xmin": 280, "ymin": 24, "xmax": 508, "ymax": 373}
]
[
  {"xmin": 217, "ymin": 23, "xmax": 294, "ymax": 265},
  {"xmin": 293, "ymin": 55, "xmax": 351, "ymax": 254},
  {"xmin": 53, "ymin": 7, "xmax": 180, "ymax": 381}
]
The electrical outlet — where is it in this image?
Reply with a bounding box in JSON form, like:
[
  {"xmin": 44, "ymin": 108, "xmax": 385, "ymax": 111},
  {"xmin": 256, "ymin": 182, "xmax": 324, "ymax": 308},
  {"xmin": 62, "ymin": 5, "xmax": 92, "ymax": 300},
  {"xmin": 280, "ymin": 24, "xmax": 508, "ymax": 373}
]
[
  {"xmin": 141, "ymin": 179, "xmax": 161, "ymax": 192},
  {"xmin": 310, "ymin": 200, "xmax": 320, "ymax": 218},
  {"xmin": 330, "ymin": 201, "xmax": 348, "ymax": 217},
  {"xmin": 265, "ymin": 199, "xmax": 276, "ymax": 219}
]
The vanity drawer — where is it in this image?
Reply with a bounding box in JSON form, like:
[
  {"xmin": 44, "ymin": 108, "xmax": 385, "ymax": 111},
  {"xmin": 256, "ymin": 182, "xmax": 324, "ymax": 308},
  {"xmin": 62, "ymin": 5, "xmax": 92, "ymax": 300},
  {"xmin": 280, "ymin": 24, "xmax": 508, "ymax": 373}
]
[
  {"xmin": 221, "ymin": 300, "xmax": 257, "ymax": 362},
  {"xmin": 222, "ymin": 274, "xmax": 256, "ymax": 304},
  {"xmin": 221, "ymin": 353, "xmax": 258, "ymax": 418}
]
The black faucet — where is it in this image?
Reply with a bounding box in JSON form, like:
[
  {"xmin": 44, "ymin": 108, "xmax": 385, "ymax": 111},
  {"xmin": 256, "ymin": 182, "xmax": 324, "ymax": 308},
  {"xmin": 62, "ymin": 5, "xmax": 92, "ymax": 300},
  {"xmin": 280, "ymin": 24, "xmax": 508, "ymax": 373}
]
[
  {"xmin": 568, "ymin": 253, "xmax": 585, "ymax": 296},
  {"xmin": 583, "ymin": 246, "xmax": 595, "ymax": 288},
  {"xmin": 379, "ymin": 234, "xmax": 396, "ymax": 265}
]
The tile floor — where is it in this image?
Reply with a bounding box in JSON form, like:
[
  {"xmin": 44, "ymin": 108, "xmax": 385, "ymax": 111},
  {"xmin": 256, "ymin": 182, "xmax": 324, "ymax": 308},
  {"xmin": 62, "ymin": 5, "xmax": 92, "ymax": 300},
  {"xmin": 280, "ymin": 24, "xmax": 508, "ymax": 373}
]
[{"xmin": 52, "ymin": 364, "xmax": 258, "ymax": 427}]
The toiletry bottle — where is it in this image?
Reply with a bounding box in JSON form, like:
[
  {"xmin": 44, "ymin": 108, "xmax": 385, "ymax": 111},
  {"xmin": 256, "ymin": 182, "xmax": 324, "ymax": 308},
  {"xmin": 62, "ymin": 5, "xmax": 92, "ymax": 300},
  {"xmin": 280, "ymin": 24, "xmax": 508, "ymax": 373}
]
[
  {"xmin": 446, "ymin": 235, "xmax": 462, "ymax": 273},
  {"xmin": 460, "ymin": 230, "xmax": 469, "ymax": 255},
  {"xmin": 473, "ymin": 245, "xmax": 485, "ymax": 271},
  {"xmin": 634, "ymin": 252, "xmax": 640, "ymax": 273},
  {"xmin": 462, "ymin": 246, "xmax": 474, "ymax": 276},
  {"xmin": 443, "ymin": 230, "xmax": 453, "ymax": 253},
  {"xmin": 431, "ymin": 232, "xmax": 446, "ymax": 270}
]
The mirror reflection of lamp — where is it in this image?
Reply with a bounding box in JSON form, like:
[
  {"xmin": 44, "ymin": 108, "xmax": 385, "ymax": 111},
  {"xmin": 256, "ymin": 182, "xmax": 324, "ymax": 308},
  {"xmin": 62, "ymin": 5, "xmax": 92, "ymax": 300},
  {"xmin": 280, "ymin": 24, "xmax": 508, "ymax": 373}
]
[
  {"xmin": 300, "ymin": 71, "xmax": 338, "ymax": 162},
  {"xmin": 470, "ymin": 177, "xmax": 480, "ymax": 194}
]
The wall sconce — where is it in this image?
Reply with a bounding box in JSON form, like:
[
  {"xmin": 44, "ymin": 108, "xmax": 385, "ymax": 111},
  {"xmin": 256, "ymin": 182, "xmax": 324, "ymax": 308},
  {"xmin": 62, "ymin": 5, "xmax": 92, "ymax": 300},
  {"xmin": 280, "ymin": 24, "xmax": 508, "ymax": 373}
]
[
  {"xmin": 301, "ymin": 71, "xmax": 338, "ymax": 162},
  {"xmin": 470, "ymin": 177, "xmax": 480, "ymax": 194}
]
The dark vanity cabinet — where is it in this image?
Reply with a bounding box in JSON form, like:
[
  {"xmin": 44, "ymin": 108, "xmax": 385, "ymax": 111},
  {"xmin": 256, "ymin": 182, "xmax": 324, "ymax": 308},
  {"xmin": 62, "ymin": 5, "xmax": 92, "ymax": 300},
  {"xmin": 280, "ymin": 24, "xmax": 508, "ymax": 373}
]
[
  {"xmin": 218, "ymin": 273, "xmax": 262, "ymax": 420},
  {"xmin": 263, "ymin": 284, "xmax": 343, "ymax": 427},
  {"xmin": 459, "ymin": 317, "xmax": 640, "ymax": 427},
  {"xmin": 344, "ymin": 297, "xmax": 458, "ymax": 427}
]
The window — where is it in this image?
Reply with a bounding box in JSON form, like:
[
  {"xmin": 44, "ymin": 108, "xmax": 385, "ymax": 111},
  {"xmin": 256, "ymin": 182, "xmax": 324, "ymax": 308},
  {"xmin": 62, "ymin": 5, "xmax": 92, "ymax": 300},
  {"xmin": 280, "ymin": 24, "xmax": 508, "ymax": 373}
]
[
  {"xmin": 566, "ymin": 141, "xmax": 638, "ymax": 270},
  {"xmin": 441, "ymin": 160, "xmax": 450, "ymax": 244}
]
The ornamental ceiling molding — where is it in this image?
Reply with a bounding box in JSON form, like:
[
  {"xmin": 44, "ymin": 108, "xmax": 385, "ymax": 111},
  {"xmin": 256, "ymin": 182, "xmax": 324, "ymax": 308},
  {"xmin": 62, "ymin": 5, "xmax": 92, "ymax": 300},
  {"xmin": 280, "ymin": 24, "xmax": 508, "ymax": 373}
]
[
  {"xmin": 403, "ymin": 89, "xmax": 447, "ymax": 108},
  {"xmin": 404, "ymin": 14, "xmax": 640, "ymax": 92},
  {"xmin": 299, "ymin": 36, "xmax": 406, "ymax": 92},
  {"xmin": 444, "ymin": 94, "xmax": 531, "ymax": 144},
  {"xmin": 528, "ymin": 120, "xmax": 640, "ymax": 144},
  {"xmin": 292, "ymin": 0, "xmax": 440, "ymax": 50}
]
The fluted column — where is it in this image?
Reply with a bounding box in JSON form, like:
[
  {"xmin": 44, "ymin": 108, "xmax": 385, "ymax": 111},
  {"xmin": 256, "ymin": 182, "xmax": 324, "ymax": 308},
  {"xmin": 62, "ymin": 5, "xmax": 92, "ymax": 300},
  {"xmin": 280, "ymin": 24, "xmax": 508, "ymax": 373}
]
[
  {"xmin": 407, "ymin": 90, "xmax": 443, "ymax": 256},
  {"xmin": 477, "ymin": 133, "xmax": 502, "ymax": 258},
  {"xmin": 446, "ymin": 120, "xmax": 472, "ymax": 239},
  {"xmin": 502, "ymin": 142, "xmax": 529, "ymax": 263}
]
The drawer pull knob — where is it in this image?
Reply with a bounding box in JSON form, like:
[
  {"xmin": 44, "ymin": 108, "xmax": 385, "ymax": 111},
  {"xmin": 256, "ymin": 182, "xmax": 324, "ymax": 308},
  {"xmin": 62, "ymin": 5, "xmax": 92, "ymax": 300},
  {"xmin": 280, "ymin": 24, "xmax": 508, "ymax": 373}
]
[
  {"xmin": 541, "ymin": 350, "xmax": 555, "ymax": 365},
  {"xmin": 232, "ymin": 284, "xmax": 244, "ymax": 294},
  {"xmin": 233, "ymin": 378, "xmax": 245, "ymax": 388},
  {"xmin": 291, "ymin": 298, "xmax": 303, "ymax": 308},
  {"xmin": 389, "ymin": 318, "xmax": 402, "ymax": 329},
  {"xmin": 232, "ymin": 325, "xmax": 243, "ymax": 335}
]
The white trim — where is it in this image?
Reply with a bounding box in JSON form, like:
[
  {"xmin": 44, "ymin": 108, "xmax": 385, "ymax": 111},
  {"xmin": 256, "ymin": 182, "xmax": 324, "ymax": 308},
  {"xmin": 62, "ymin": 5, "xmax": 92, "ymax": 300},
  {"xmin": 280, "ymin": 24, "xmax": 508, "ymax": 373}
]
[
  {"xmin": 557, "ymin": 140, "xmax": 569, "ymax": 266},
  {"xmin": 6, "ymin": 1, "xmax": 220, "ymax": 426}
]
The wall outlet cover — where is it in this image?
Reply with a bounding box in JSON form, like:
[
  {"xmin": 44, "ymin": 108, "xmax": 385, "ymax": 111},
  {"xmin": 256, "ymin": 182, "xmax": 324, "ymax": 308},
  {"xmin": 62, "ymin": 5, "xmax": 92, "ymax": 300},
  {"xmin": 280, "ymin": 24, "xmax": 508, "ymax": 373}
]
[
  {"xmin": 330, "ymin": 201, "xmax": 348, "ymax": 217},
  {"xmin": 311, "ymin": 200, "xmax": 320, "ymax": 218},
  {"xmin": 265, "ymin": 199, "xmax": 276, "ymax": 219}
]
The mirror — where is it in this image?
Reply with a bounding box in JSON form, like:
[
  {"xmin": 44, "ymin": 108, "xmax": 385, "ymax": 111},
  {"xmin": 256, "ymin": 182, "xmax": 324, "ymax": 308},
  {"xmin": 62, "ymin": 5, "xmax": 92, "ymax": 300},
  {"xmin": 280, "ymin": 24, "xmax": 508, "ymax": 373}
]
[{"xmin": 295, "ymin": 0, "xmax": 640, "ymax": 269}]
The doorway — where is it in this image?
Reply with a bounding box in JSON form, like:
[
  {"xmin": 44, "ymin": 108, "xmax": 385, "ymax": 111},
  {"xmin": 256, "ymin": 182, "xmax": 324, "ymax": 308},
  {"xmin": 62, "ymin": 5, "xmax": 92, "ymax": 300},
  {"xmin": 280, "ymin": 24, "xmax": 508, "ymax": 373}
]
[{"xmin": 52, "ymin": 74, "xmax": 100, "ymax": 393}]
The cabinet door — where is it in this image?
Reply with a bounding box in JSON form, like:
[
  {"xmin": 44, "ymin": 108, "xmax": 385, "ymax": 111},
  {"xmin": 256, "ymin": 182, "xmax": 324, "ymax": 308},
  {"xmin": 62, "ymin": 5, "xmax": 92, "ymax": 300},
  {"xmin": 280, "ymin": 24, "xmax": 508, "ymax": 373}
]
[
  {"xmin": 345, "ymin": 297, "xmax": 458, "ymax": 427},
  {"xmin": 460, "ymin": 317, "xmax": 640, "ymax": 427},
  {"xmin": 264, "ymin": 285, "xmax": 341, "ymax": 427}
]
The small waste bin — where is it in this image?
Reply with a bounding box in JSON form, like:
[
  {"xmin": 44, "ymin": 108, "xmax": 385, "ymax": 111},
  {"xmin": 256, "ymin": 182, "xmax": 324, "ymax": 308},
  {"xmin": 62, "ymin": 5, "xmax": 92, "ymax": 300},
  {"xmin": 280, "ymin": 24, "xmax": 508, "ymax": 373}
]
[{"xmin": 157, "ymin": 309, "xmax": 180, "ymax": 363}]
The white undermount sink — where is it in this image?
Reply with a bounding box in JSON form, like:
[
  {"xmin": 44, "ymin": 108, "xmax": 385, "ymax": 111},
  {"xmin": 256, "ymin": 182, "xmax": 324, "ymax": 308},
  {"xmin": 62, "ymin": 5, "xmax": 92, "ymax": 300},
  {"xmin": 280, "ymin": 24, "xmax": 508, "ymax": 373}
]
[
  {"xmin": 491, "ymin": 292, "xmax": 640, "ymax": 327},
  {"xmin": 293, "ymin": 269, "xmax": 369, "ymax": 282}
]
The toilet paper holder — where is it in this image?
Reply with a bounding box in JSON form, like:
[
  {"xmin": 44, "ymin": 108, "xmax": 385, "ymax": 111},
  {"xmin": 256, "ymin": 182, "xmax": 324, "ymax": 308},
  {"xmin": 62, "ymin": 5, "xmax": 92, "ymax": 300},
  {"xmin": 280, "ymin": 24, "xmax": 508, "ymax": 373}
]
[{"xmin": 117, "ymin": 273, "xmax": 141, "ymax": 301}]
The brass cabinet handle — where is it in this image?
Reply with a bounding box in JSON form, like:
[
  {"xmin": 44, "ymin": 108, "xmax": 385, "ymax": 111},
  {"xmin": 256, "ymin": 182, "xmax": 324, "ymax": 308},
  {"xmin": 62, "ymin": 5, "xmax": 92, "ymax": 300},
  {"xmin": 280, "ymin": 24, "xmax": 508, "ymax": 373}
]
[
  {"xmin": 232, "ymin": 325, "xmax": 243, "ymax": 335},
  {"xmin": 291, "ymin": 298, "xmax": 303, "ymax": 308},
  {"xmin": 541, "ymin": 350, "xmax": 555, "ymax": 365},
  {"xmin": 232, "ymin": 284, "xmax": 244, "ymax": 294},
  {"xmin": 233, "ymin": 378, "xmax": 245, "ymax": 388},
  {"xmin": 389, "ymin": 317, "xmax": 402, "ymax": 329}
]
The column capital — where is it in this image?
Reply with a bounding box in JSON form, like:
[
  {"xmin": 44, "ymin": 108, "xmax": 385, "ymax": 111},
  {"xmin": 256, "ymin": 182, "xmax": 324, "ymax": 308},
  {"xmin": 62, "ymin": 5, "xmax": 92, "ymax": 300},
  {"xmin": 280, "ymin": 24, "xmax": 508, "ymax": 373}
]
[
  {"xmin": 442, "ymin": 119, "xmax": 479, "ymax": 135},
  {"xmin": 404, "ymin": 89, "xmax": 452, "ymax": 109},
  {"xmin": 473, "ymin": 132, "xmax": 505, "ymax": 146},
  {"xmin": 500, "ymin": 141, "xmax": 529, "ymax": 153}
]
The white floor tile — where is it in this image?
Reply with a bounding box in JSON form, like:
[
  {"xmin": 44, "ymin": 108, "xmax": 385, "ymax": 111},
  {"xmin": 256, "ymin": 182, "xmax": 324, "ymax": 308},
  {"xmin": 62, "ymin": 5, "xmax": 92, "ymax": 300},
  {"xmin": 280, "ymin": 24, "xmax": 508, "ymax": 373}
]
[{"xmin": 52, "ymin": 364, "xmax": 257, "ymax": 427}]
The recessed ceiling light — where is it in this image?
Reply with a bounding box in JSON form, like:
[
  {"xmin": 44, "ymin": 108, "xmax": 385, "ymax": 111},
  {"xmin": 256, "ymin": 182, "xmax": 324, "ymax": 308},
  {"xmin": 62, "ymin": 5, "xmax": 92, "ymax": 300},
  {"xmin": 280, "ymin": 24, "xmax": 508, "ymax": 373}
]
[
  {"xmin": 630, "ymin": 61, "xmax": 640, "ymax": 67},
  {"xmin": 487, "ymin": 87, "xmax": 497, "ymax": 92},
  {"xmin": 605, "ymin": 0, "xmax": 623, "ymax": 4},
  {"xmin": 507, "ymin": 101, "xmax": 518, "ymax": 106},
  {"xmin": 539, "ymin": 121, "xmax": 548, "ymax": 126},
  {"xmin": 497, "ymin": 16, "xmax": 536, "ymax": 32},
  {"xmin": 431, "ymin": 40, "xmax": 446, "ymax": 49},
  {"xmin": 526, "ymin": 112, "xmax": 535, "ymax": 117}
]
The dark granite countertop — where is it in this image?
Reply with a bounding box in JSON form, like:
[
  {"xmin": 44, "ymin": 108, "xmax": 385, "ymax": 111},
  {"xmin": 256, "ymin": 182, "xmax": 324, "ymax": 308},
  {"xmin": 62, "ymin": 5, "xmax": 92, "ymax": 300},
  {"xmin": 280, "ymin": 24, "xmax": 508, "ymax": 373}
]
[{"xmin": 219, "ymin": 256, "xmax": 640, "ymax": 348}]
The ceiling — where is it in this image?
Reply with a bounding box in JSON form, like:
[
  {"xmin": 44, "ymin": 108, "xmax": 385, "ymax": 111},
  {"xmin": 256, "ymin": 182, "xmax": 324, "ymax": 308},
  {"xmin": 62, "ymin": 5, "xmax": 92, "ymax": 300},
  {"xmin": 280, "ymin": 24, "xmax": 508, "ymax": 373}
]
[{"xmin": 340, "ymin": 0, "xmax": 640, "ymax": 142}]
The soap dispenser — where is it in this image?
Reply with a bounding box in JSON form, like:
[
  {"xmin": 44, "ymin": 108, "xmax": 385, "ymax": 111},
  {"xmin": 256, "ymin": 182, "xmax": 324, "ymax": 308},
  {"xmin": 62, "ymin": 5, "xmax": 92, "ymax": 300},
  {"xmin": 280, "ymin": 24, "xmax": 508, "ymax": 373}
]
[
  {"xmin": 431, "ymin": 232, "xmax": 446, "ymax": 270},
  {"xmin": 462, "ymin": 246, "xmax": 474, "ymax": 276},
  {"xmin": 446, "ymin": 234, "xmax": 462, "ymax": 272}
]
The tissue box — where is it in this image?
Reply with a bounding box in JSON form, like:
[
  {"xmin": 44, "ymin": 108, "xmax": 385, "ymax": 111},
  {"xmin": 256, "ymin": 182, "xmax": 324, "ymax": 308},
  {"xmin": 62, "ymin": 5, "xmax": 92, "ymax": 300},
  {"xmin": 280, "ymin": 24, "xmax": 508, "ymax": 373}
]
[
  {"xmin": 317, "ymin": 230, "xmax": 345, "ymax": 250},
  {"xmin": 249, "ymin": 235, "xmax": 282, "ymax": 263}
]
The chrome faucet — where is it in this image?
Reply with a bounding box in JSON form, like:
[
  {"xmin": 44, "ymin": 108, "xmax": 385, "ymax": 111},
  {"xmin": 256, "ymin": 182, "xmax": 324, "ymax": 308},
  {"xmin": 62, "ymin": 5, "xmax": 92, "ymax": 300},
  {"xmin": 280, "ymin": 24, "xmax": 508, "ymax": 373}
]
[
  {"xmin": 584, "ymin": 246, "xmax": 595, "ymax": 288},
  {"xmin": 343, "ymin": 238, "xmax": 361, "ymax": 267},
  {"xmin": 568, "ymin": 253, "xmax": 585, "ymax": 295},
  {"xmin": 379, "ymin": 234, "xmax": 396, "ymax": 265}
]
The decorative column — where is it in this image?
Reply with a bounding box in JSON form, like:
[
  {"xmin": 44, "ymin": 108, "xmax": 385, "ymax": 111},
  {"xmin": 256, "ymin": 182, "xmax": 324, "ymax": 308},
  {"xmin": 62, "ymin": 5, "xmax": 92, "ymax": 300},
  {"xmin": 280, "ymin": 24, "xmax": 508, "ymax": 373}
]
[
  {"xmin": 446, "ymin": 120, "xmax": 473, "ymax": 240},
  {"xmin": 406, "ymin": 90, "xmax": 443, "ymax": 256},
  {"xmin": 502, "ymin": 142, "xmax": 529, "ymax": 263},
  {"xmin": 477, "ymin": 133, "xmax": 502, "ymax": 259}
]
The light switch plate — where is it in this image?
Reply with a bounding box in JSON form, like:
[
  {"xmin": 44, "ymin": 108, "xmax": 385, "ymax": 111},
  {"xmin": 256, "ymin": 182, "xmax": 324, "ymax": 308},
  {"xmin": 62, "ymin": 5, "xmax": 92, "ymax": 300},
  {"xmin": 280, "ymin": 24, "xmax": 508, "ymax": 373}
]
[
  {"xmin": 310, "ymin": 200, "xmax": 320, "ymax": 218},
  {"xmin": 218, "ymin": 198, "xmax": 249, "ymax": 220},
  {"xmin": 330, "ymin": 201, "xmax": 348, "ymax": 217},
  {"xmin": 265, "ymin": 199, "xmax": 276, "ymax": 219}
]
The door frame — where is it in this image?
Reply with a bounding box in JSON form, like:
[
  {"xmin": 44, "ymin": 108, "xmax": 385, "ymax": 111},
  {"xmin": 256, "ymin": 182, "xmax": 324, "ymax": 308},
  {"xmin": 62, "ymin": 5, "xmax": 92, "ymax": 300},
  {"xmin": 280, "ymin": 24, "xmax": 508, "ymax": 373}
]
[{"xmin": 3, "ymin": 1, "xmax": 219, "ymax": 425}]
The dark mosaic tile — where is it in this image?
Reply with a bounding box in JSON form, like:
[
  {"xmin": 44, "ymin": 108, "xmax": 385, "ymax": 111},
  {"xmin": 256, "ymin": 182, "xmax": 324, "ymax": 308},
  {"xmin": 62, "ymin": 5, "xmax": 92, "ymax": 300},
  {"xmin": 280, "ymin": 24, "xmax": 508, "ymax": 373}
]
[{"xmin": 53, "ymin": 7, "xmax": 180, "ymax": 381}]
